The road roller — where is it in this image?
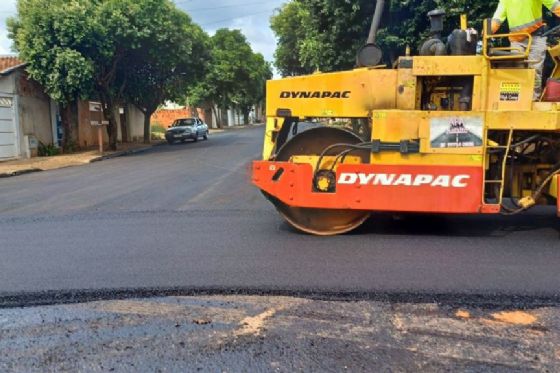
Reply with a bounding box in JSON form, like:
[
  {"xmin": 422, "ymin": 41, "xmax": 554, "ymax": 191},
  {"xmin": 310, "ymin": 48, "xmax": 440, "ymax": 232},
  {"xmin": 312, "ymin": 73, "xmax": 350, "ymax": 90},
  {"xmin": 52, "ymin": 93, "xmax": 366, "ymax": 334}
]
[{"xmin": 253, "ymin": 4, "xmax": 560, "ymax": 235}]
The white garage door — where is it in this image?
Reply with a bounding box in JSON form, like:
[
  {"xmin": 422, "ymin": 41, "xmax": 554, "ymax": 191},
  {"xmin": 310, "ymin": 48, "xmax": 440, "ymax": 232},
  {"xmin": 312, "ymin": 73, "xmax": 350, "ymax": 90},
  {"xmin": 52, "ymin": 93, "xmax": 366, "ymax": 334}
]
[{"xmin": 0, "ymin": 96, "xmax": 17, "ymax": 160}]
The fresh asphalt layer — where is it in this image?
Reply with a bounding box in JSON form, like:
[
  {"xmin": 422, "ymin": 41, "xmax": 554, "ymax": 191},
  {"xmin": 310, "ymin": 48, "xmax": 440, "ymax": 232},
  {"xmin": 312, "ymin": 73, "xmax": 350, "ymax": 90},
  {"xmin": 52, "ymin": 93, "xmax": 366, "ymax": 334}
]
[{"xmin": 0, "ymin": 127, "xmax": 559, "ymax": 305}]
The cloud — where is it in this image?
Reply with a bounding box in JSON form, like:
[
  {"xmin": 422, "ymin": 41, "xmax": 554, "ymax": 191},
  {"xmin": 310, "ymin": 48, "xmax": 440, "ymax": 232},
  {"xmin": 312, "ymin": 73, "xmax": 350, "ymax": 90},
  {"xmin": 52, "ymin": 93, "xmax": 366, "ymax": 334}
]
[
  {"xmin": 180, "ymin": 0, "xmax": 284, "ymax": 62},
  {"xmin": 0, "ymin": 0, "xmax": 284, "ymax": 62},
  {"xmin": 0, "ymin": 0, "xmax": 16, "ymax": 55}
]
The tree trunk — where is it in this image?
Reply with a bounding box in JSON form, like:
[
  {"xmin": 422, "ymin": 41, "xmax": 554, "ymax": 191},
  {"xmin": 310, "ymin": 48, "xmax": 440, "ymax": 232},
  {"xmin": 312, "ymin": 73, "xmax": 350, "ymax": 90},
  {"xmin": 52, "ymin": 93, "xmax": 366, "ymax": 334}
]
[
  {"xmin": 243, "ymin": 110, "xmax": 249, "ymax": 125},
  {"xmin": 143, "ymin": 108, "xmax": 156, "ymax": 144},
  {"xmin": 211, "ymin": 106, "xmax": 221, "ymax": 129},
  {"xmin": 221, "ymin": 108, "xmax": 228, "ymax": 127},
  {"xmin": 60, "ymin": 103, "xmax": 73, "ymax": 153},
  {"xmin": 103, "ymin": 100, "xmax": 119, "ymax": 151},
  {"xmin": 121, "ymin": 105, "xmax": 129, "ymax": 144}
]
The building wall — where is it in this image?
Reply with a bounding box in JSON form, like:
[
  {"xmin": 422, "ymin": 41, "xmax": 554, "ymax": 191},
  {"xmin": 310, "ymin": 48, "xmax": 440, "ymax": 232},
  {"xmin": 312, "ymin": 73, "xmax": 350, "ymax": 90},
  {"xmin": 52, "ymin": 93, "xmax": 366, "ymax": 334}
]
[
  {"xmin": 0, "ymin": 74, "xmax": 15, "ymax": 95},
  {"xmin": 77, "ymin": 101, "xmax": 145, "ymax": 148},
  {"xmin": 151, "ymin": 108, "xmax": 195, "ymax": 128},
  {"xmin": 16, "ymin": 71, "xmax": 54, "ymax": 147},
  {"xmin": 77, "ymin": 101, "xmax": 106, "ymax": 148},
  {"xmin": 127, "ymin": 105, "xmax": 145, "ymax": 141},
  {"xmin": 3, "ymin": 70, "xmax": 55, "ymax": 158},
  {"xmin": 151, "ymin": 107, "xmax": 209, "ymax": 128}
]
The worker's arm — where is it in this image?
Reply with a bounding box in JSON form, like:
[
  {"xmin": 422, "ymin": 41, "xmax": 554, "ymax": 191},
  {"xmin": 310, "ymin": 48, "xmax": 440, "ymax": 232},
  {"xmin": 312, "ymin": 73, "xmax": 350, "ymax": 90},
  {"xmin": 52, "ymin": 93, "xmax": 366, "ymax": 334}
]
[
  {"xmin": 492, "ymin": 0, "xmax": 507, "ymax": 33},
  {"xmin": 543, "ymin": 0, "xmax": 560, "ymax": 17}
]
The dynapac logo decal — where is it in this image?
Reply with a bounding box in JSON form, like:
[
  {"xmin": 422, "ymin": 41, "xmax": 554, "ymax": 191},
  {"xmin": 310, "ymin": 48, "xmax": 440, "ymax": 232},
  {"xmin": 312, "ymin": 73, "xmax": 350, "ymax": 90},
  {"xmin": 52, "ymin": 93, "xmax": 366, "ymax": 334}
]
[
  {"xmin": 338, "ymin": 173, "xmax": 470, "ymax": 188},
  {"xmin": 280, "ymin": 91, "xmax": 351, "ymax": 99}
]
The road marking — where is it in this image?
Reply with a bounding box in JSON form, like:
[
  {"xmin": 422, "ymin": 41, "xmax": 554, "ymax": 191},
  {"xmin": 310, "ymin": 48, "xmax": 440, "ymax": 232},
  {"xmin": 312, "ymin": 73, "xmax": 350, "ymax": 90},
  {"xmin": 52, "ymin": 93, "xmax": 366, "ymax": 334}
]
[{"xmin": 236, "ymin": 308, "xmax": 280, "ymax": 337}]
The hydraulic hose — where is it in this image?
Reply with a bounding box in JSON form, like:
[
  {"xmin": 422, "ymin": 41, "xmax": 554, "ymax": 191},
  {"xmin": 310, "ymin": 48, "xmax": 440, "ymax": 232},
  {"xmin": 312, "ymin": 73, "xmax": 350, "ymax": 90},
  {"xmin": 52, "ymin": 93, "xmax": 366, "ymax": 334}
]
[{"xmin": 501, "ymin": 168, "xmax": 560, "ymax": 215}]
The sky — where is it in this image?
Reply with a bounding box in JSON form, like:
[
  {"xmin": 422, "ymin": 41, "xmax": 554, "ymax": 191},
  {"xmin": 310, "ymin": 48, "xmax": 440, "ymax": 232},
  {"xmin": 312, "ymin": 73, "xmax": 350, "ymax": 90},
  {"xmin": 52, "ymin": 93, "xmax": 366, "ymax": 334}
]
[{"xmin": 0, "ymin": 0, "xmax": 286, "ymax": 66}]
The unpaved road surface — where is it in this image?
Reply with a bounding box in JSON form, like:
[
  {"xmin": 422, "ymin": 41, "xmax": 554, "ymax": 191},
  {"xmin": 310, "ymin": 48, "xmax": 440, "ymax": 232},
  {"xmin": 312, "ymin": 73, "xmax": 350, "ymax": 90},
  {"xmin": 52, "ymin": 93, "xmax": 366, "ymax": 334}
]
[{"xmin": 1, "ymin": 296, "xmax": 559, "ymax": 372}]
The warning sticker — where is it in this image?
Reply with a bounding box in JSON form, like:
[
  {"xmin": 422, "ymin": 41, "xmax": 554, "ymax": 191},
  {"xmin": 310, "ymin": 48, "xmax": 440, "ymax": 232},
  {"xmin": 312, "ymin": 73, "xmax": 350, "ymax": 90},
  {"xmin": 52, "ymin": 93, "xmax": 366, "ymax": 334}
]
[
  {"xmin": 430, "ymin": 116, "xmax": 483, "ymax": 149},
  {"xmin": 500, "ymin": 82, "xmax": 520, "ymax": 101}
]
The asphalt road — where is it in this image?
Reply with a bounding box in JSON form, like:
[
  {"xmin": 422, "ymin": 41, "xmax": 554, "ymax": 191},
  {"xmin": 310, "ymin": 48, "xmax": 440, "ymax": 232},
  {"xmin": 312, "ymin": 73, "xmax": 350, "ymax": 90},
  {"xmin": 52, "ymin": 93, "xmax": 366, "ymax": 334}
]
[{"xmin": 1, "ymin": 126, "xmax": 560, "ymax": 304}]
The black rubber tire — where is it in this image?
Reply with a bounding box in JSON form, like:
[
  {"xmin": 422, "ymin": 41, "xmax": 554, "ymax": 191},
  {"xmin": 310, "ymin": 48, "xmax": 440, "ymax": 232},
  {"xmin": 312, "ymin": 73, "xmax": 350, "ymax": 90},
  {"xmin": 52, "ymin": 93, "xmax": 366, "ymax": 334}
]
[
  {"xmin": 193, "ymin": 133, "xmax": 199, "ymax": 142},
  {"xmin": 167, "ymin": 140, "xmax": 175, "ymax": 145},
  {"xmin": 203, "ymin": 132, "xmax": 208, "ymax": 140}
]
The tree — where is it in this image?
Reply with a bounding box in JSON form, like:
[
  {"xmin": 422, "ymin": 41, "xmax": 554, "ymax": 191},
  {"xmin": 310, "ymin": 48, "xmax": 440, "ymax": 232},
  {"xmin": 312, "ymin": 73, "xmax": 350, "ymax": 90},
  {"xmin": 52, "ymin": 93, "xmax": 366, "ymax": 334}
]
[
  {"xmin": 188, "ymin": 29, "xmax": 270, "ymax": 127},
  {"xmin": 271, "ymin": 0, "xmax": 535, "ymax": 76},
  {"xmin": 122, "ymin": 4, "xmax": 210, "ymax": 143},
  {"xmin": 10, "ymin": 0, "xmax": 207, "ymax": 150},
  {"xmin": 8, "ymin": 0, "xmax": 96, "ymax": 151},
  {"xmin": 270, "ymin": 1, "xmax": 314, "ymax": 77},
  {"xmin": 232, "ymin": 53, "xmax": 272, "ymax": 124},
  {"xmin": 92, "ymin": 0, "xmax": 181, "ymax": 150}
]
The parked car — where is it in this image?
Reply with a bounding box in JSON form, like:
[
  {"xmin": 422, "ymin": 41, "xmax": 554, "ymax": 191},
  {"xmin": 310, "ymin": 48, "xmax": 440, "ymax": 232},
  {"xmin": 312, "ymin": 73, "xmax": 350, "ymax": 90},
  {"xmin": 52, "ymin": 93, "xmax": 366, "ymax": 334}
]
[{"xmin": 165, "ymin": 118, "xmax": 209, "ymax": 144}]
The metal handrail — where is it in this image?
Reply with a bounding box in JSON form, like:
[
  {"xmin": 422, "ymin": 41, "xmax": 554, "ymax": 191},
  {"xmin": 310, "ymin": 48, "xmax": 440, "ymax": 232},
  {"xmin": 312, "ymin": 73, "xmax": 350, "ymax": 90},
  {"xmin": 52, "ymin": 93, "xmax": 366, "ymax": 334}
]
[{"xmin": 482, "ymin": 19, "xmax": 532, "ymax": 61}]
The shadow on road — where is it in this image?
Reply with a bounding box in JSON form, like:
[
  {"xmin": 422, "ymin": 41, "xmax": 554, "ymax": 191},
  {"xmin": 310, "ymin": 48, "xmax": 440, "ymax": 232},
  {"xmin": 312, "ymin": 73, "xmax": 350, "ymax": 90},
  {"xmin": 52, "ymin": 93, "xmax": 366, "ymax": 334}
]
[
  {"xmin": 359, "ymin": 210, "xmax": 560, "ymax": 238},
  {"xmin": 279, "ymin": 208, "xmax": 560, "ymax": 239}
]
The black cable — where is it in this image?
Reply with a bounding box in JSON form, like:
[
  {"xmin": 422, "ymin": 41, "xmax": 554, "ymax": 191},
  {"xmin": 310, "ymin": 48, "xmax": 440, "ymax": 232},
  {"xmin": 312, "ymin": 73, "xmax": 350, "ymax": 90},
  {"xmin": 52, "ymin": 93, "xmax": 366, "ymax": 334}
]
[{"xmin": 313, "ymin": 143, "xmax": 371, "ymax": 174}]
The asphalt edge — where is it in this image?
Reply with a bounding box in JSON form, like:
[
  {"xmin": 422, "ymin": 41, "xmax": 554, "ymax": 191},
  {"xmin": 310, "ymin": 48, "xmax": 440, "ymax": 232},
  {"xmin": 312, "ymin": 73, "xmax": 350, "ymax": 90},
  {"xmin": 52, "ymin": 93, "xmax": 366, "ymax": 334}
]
[{"xmin": 1, "ymin": 287, "xmax": 559, "ymax": 310}]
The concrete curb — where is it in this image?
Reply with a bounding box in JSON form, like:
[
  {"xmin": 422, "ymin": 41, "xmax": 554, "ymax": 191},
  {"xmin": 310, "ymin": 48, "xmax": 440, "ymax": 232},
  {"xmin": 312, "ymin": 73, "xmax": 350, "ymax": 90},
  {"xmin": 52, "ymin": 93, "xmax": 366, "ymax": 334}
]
[
  {"xmin": 216, "ymin": 123, "xmax": 265, "ymax": 131},
  {"xmin": 0, "ymin": 168, "xmax": 43, "ymax": 179},
  {"xmin": 89, "ymin": 142, "xmax": 165, "ymax": 163}
]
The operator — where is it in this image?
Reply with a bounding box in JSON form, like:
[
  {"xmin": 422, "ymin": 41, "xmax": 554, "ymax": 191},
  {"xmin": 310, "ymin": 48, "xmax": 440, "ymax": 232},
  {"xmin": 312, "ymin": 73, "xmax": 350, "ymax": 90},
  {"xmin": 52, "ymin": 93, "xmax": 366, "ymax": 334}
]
[{"xmin": 492, "ymin": 0, "xmax": 560, "ymax": 100}]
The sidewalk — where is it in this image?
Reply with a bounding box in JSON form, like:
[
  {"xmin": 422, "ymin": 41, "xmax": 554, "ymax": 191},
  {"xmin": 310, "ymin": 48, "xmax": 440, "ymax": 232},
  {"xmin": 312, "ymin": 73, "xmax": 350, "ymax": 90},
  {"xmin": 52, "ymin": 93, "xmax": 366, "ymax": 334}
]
[
  {"xmin": 0, "ymin": 124, "xmax": 264, "ymax": 178},
  {"xmin": 0, "ymin": 142, "xmax": 162, "ymax": 178}
]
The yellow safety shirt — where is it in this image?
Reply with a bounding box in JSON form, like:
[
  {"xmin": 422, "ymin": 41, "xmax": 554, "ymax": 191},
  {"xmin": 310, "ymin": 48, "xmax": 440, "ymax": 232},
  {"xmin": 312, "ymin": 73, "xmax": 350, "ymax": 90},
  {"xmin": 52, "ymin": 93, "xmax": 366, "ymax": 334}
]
[{"xmin": 492, "ymin": 0, "xmax": 560, "ymax": 40}]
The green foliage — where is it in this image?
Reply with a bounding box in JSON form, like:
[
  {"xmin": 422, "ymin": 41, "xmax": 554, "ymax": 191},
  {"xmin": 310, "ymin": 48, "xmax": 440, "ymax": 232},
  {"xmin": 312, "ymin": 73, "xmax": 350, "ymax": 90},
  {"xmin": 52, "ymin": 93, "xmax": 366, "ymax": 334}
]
[
  {"xmin": 151, "ymin": 124, "xmax": 166, "ymax": 134},
  {"xmin": 187, "ymin": 29, "xmax": 271, "ymax": 126},
  {"xmin": 9, "ymin": 0, "xmax": 207, "ymax": 149},
  {"xmin": 270, "ymin": 1, "xmax": 314, "ymax": 77},
  {"xmin": 8, "ymin": 0, "xmax": 96, "ymax": 105},
  {"xmin": 120, "ymin": 1, "xmax": 210, "ymax": 141},
  {"xmin": 271, "ymin": 0, "xmax": 553, "ymax": 76},
  {"xmin": 38, "ymin": 142, "xmax": 60, "ymax": 157},
  {"xmin": 378, "ymin": 0, "xmax": 496, "ymax": 58}
]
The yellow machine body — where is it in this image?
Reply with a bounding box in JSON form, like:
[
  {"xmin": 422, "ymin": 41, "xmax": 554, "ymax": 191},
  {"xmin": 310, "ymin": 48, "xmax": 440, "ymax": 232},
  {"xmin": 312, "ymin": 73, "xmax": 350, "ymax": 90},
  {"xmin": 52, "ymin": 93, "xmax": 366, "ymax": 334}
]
[{"xmin": 254, "ymin": 25, "xmax": 560, "ymax": 234}]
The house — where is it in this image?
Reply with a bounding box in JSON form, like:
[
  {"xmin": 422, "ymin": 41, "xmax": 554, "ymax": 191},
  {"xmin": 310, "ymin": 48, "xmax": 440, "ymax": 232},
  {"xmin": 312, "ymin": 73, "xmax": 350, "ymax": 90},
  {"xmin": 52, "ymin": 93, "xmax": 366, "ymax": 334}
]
[
  {"xmin": 0, "ymin": 56, "xmax": 146, "ymax": 161},
  {"xmin": 0, "ymin": 56, "xmax": 57, "ymax": 161}
]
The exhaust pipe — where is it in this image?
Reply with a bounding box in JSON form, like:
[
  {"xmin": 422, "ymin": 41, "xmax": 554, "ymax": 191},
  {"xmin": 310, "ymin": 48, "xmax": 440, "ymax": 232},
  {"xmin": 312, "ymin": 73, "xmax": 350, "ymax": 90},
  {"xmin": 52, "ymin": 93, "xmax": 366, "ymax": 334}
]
[
  {"xmin": 367, "ymin": 0, "xmax": 385, "ymax": 44},
  {"xmin": 357, "ymin": 0, "xmax": 385, "ymax": 67}
]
